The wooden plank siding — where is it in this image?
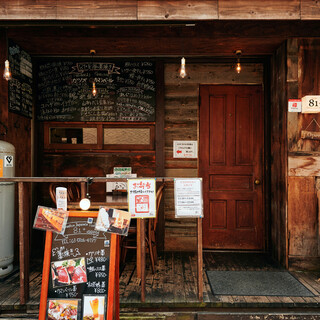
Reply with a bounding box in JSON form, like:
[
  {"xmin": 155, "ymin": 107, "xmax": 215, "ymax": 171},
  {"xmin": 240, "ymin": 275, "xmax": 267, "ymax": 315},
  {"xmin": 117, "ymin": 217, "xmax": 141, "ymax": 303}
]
[
  {"xmin": 270, "ymin": 42, "xmax": 288, "ymax": 267},
  {"xmin": 137, "ymin": 1, "xmax": 218, "ymax": 20},
  {"xmin": 0, "ymin": 0, "xmax": 319, "ymax": 21},
  {"xmin": 286, "ymin": 39, "xmax": 320, "ymax": 270},
  {"xmin": 218, "ymin": 0, "xmax": 301, "ymax": 20},
  {"xmin": 288, "ymin": 177, "xmax": 318, "ymax": 257},
  {"xmin": 163, "ymin": 63, "xmax": 263, "ymax": 251},
  {"xmin": 301, "ymin": 0, "xmax": 320, "ymax": 19}
]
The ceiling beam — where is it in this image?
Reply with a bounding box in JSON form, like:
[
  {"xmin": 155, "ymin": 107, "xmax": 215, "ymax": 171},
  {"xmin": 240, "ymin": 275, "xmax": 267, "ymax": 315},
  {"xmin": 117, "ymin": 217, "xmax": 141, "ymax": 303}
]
[{"xmin": 0, "ymin": 1, "xmax": 319, "ymax": 22}]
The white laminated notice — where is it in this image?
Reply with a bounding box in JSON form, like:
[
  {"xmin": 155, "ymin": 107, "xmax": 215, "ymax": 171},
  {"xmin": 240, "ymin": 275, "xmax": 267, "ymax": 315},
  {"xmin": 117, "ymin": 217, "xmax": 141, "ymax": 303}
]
[{"xmin": 56, "ymin": 187, "xmax": 67, "ymax": 211}]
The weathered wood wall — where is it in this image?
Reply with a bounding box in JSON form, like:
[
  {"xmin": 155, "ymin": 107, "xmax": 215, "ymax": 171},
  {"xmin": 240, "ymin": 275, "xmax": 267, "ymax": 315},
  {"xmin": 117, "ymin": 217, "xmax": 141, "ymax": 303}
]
[
  {"xmin": 270, "ymin": 42, "xmax": 288, "ymax": 267},
  {"xmin": 0, "ymin": 29, "xmax": 32, "ymax": 262},
  {"xmin": 164, "ymin": 62, "xmax": 264, "ymax": 251},
  {"xmin": 287, "ymin": 39, "xmax": 320, "ymax": 270},
  {"xmin": 41, "ymin": 152, "xmax": 156, "ymax": 204},
  {"xmin": 0, "ymin": 0, "xmax": 320, "ymax": 20}
]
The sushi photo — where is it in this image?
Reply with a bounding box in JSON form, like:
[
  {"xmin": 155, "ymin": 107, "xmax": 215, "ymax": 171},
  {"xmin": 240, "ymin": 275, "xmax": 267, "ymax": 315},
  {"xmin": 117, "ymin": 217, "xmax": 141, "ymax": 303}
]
[{"xmin": 51, "ymin": 257, "xmax": 87, "ymax": 288}]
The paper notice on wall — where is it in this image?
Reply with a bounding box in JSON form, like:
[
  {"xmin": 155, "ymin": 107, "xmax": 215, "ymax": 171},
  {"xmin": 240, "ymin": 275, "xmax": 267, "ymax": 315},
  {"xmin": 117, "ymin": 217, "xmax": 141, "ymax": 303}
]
[
  {"xmin": 173, "ymin": 140, "xmax": 198, "ymax": 158},
  {"xmin": 174, "ymin": 178, "xmax": 203, "ymax": 218}
]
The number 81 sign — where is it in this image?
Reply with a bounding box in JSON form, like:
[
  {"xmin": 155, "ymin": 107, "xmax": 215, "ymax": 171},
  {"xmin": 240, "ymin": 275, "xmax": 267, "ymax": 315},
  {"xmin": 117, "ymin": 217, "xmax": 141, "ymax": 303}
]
[{"xmin": 302, "ymin": 96, "xmax": 320, "ymax": 113}]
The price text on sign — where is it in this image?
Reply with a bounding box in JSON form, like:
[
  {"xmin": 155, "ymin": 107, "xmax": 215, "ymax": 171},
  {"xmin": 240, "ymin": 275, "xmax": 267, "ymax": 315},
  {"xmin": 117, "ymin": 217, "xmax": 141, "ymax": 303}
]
[
  {"xmin": 128, "ymin": 179, "xmax": 156, "ymax": 218},
  {"xmin": 302, "ymin": 96, "xmax": 320, "ymax": 113}
]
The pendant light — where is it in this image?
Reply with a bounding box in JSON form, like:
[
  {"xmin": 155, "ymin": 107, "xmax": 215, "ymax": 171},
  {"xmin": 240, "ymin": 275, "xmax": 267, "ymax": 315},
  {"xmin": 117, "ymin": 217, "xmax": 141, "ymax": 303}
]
[
  {"xmin": 235, "ymin": 50, "xmax": 242, "ymax": 74},
  {"xmin": 90, "ymin": 50, "xmax": 97, "ymax": 97},
  {"xmin": 3, "ymin": 60, "xmax": 12, "ymax": 81},
  {"xmin": 3, "ymin": 32, "xmax": 12, "ymax": 81},
  {"xmin": 179, "ymin": 57, "xmax": 187, "ymax": 78}
]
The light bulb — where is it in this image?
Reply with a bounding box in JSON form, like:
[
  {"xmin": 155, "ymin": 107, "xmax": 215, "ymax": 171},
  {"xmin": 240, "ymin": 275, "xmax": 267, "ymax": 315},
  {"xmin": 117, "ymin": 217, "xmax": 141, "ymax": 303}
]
[
  {"xmin": 92, "ymin": 81, "xmax": 97, "ymax": 97},
  {"xmin": 179, "ymin": 57, "xmax": 186, "ymax": 78},
  {"xmin": 79, "ymin": 197, "xmax": 91, "ymax": 210},
  {"xmin": 236, "ymin": 62, "xmax": 241, "ymax": 74},
  {"xmin": 3, "ymin": 60, "xmax": 12, "ymax": 81}
]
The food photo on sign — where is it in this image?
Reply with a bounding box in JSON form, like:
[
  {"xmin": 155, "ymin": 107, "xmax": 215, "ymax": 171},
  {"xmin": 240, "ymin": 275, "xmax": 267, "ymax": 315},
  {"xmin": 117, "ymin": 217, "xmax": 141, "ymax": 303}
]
[
  {"xmin": 33, "ymin": 206, "xmax": 69, "ymax": 235},
  {"xmin": 47, "ymin": 299, "xmax": 80, "ymax": 320},
  {"xmin": 51, "ymin": 257, "xmax": 87, "ymax": 288},
  {"xmin": 95, "ymin": 207, "xmax": 131, "ymax": 236}
]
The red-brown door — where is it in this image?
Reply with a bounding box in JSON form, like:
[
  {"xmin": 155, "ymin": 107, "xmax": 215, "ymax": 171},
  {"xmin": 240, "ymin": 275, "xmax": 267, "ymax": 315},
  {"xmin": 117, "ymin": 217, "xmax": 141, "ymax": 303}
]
[{"xmin": 199, "ymin": 85, "xmax": 264, "ymax": 250}]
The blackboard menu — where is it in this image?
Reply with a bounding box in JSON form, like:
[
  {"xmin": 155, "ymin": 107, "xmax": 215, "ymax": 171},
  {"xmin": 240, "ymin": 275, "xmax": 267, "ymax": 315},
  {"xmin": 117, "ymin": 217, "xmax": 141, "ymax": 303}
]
[
  {"xmin": 8, "ymin": 39, "xmax": 33, "ymax": 118},
  {"xmin": 48, "ymin": 217, "xmax": 110, "ymax": 299},
  {"xmin": 37, "ymin": 59, "xmax": 156, "ymax": 122}
]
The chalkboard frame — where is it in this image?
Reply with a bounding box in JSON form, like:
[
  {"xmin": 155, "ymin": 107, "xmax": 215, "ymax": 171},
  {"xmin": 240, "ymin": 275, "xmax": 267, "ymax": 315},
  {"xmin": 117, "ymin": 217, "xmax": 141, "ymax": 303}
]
[{"xmin": 38, "ymin": 210, "xmax": 120, "ymax": 320}]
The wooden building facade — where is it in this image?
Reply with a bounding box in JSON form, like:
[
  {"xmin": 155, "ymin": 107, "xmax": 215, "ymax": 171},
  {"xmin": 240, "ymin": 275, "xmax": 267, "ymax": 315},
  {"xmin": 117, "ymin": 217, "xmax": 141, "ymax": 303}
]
[{"xmin": 0, "ymin": 1, "xmax": 319, "ymax": 271}]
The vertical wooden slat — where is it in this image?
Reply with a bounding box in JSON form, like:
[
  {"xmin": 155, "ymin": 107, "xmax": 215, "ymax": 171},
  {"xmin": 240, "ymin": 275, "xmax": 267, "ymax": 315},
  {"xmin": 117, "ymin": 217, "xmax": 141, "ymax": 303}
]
[
  {"xmin": 18, "ymin": 182, "xmax": 29, "ymax": 304},
  {"xmin": 197, "ymin": 218, "xmax": 203, "ymax": 301}
]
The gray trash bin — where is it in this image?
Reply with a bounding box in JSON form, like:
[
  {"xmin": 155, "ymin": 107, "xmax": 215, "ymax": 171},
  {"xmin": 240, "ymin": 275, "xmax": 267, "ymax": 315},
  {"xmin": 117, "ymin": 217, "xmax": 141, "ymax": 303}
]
[{"xmin": 0, "ymin": 140, "xmax": 15, "ymax": 277}]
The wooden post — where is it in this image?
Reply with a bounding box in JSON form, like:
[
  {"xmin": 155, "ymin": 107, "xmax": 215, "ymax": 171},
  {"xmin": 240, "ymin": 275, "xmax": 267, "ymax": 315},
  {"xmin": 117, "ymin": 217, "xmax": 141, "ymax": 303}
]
[
  {"xmin": 197, "ymin": 218, "xmax": 203, "ymax": 301},
  {"xmin": 136, "ymin": 219, "xmax": 141, "ymax": 278},
  {"xmin": 115, "ymin": 235, "xmax": 120, "ymax": 320},
  {"xmin": 18, "ymin": 182, "xmax": 29, "ymax": 304},
  {"xmin": 107, "ymin": 233, "xmax": 117, "ymax": 320},
  {"xmin": 140, "ymin": 219, "xmax": 146, "ymax": 303},
  {"xmin": 38, "ymin": 231, "xmax": 53, "ymax": 320}
]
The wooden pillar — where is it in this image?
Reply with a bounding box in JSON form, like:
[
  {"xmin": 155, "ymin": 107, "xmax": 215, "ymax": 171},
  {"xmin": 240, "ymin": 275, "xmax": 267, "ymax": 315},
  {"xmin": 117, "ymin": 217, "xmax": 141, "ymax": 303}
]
[
  {"xmin": 155, "ymin": 61, "xmax": 165, "ymax": 251},
  {"xmin": 18, "ymin": 182, "xmax": 29, "ymax": 304},
  {"xmin": 140, "ymin": 219, "xmax": 146, "ymax": 303},
  {"xmin": 197, "ymin": 218, "xmax": 203, "ymax": 301}
]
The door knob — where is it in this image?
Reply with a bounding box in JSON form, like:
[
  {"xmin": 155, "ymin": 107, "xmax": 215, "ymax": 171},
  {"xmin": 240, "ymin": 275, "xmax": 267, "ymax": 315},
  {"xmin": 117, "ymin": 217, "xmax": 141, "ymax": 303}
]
[{"xmin": 254, "ymin": 179, "xmax": 261, "ymax": 185}]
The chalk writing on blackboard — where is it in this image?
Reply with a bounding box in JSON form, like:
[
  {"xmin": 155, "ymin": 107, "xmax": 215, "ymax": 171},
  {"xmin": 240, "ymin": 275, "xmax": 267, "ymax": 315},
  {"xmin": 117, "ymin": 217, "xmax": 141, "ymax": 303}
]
[
  {"xmin": 37, "ymin": 59, "xmax": 156, "ymax": 122},
  {"xmin": 48, "ymin": 217, "xmax": 110, "ymax": 299},
  {"xmin": 8, "ymin": 39, "xmax": 33, "ymax": 118}
]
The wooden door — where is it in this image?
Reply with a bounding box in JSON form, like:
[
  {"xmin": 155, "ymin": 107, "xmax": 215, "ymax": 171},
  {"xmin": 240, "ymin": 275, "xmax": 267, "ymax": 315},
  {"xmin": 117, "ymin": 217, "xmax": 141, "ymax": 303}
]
[{"xmin": 199, "ymin": 85, "xmax": 264, "ymax": 250}]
